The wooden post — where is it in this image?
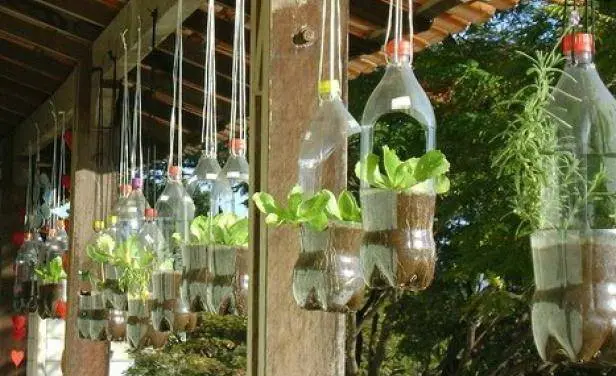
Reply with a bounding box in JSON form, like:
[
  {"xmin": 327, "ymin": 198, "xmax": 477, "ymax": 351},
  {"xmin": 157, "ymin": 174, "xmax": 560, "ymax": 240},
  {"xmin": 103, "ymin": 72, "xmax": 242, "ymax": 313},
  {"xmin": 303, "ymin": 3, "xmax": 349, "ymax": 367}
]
[
  {"xmin": 248, "ymin": 0, "xmax": 349, "ymax": 374},
  {"xmin": 63, "ymin": 52, "xmax": 112, "ymax": 376}
]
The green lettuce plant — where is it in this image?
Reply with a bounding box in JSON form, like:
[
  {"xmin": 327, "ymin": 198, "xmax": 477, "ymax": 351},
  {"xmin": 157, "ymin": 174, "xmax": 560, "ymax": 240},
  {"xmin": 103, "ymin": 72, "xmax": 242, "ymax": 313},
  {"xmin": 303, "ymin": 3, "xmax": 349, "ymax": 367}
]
[
  {"xmin": 35, "ymin": 256, "xmax": 67, "ymax": 284},
  {"xmin": 86, "ymin": 235, "xmax": 154, "ymax": 301},
  {"xmin": 252, "ymin": 186, "xmax": 362, "ymax": 231},
  {"xmin": 180, "ymin": 213, "xmax": 249, "ymax": 247},
  {"xmin": 355, "ymin": 146, "xmax": 451, "ymax": 194}
]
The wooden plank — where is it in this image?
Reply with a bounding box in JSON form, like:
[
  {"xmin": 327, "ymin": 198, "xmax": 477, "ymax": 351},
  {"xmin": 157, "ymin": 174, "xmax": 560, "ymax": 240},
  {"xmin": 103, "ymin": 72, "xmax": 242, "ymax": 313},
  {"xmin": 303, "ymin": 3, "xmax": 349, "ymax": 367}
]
[
  {"xmin": 0, "ymin": 76, "xmax": 49, "ymax": 105},
  {"xmin": 184, "ymin": 9, "xmax": 252, "ymax": 54},
  {"xmin": 0, "ymin": 57, "xmax": 60, "ymax": 94},
  {"xmin": 0, "ymin": 107, "xmax": 24, "ymax": 125},
  {"xmin": 0, "ymin": 38, "xmax": 72, "ymax": 81},
  {"xmin": 65, "ymin": 54, "xmax": 111, "ymax": 376},
  {"xmin": 0, "ymin": 94, "xmax": 35, "ymax": 117},
  {"xmin": 0, "ymin": 10, "xmax": 86, "ymax": 61},
  {"xmin": 248, "ymin": 0, "xmax": 348, "ymax": 373},
  {"xmin": 34, "ymin": 0, "xmax": 118, "ymax": 28},
  {"xmin": 1, "ymin": 0, "xmax": 103, "ymax": 42}
]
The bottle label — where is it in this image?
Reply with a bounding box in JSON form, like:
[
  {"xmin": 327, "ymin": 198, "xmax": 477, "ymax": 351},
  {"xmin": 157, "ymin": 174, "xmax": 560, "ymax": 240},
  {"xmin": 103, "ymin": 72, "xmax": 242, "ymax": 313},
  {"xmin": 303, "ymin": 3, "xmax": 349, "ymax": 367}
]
[{"xmin": 392, "ymin": 96, "xmax": 411, "ymax": 110}]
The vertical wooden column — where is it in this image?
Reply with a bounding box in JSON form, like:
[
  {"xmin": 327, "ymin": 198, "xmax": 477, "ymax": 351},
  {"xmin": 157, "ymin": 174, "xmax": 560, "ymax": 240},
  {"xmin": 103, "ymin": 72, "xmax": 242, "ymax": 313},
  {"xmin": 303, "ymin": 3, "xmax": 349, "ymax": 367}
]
[
  {"xmin": 248, "ymin": 0, "xmax": 349, "ymax": 374},
  {"xmin": 64, "ymin": 53, "xmax": 110, "ymax": 376}
]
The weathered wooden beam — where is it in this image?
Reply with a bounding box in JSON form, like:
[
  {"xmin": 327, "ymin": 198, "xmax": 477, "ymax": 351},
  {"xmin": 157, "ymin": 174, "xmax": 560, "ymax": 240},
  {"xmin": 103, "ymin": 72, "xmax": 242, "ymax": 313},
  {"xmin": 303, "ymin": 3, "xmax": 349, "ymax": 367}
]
[
  {"xmin": 0, "ymin": 76, "xmax": 49, "ymax": 105},
  {"xmin": 33, "ymin": 0, "xmax": 118, "ymax": 28},
  {"xmin": 0, "ymin": 9, "xmax": 87, "ymax": 61},
  {"xmin": 248, "ymin": 0, "xmax": 348, "ymax": 374},
  {"xmin": 183, "ymin": 9, "xmax": 251, "ymax": 54},
  {"xmin": 1, "ymin": 0, "xmax": 103, "ymax": 42},
  {"xmin": 0, "ymin": 57, "xmax": 60, "ymax": 94},
  {"xmin": 0, "ymin": 94, "xmax": 35, "ymax": 117},
  {"xmin": 65, "ymin": 53, "xmax": 111, "ymax": 376},
  {"xmin": 0, "ymin": 107, "xmax": 24, "ymax": 125},
  {"xmin": 93, "ymin": 0, "xmax": 203, "ymax": 80},
  {"xmin": 0, "ymin": 38, "xmax": 72, "ymax": 81}
]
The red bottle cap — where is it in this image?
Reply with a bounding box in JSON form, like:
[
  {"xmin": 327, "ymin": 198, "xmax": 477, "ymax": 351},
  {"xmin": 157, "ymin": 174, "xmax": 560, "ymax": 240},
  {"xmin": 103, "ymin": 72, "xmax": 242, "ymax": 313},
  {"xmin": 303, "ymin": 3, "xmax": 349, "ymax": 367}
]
[
  {"xmin": 385, "ymin": 39, "xmax": 413, "ymax": 57},
  {"xmin": 145, "ymin": 208, "xmax": 157, "ymax": 218},
  {"xmin": 119, "ymin": 184, "xmax": 132, "ymax": 196},
  {"xmin": 562, "ymin": 34, "xmax": 573, "ymax": 54},
  {"xmin": 573, "ymin": 33, "xmax": 594, "ymax": 54},
  {"xmin": 169, "ymin": 165, "xmax": 181, "ymax": 178},
  {"xmin": 230, "ymin": 138, "xmax": 245, "ymax": 151}
]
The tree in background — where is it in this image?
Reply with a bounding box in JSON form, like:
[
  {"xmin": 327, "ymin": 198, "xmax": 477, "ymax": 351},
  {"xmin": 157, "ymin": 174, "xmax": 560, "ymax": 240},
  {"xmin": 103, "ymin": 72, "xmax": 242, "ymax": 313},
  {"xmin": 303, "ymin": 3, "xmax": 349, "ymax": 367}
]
[{"xmin": 346, "ymin": 1, "xmax": 616, "ymax": 375}]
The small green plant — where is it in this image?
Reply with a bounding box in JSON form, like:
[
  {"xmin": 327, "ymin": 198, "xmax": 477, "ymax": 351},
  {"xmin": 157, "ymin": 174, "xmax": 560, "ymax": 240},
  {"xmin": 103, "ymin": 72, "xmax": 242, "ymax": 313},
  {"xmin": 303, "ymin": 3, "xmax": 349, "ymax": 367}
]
[
  {"xmin": 85, "ymin": 233, "xmax": 116, "ymax": 264},
  {"xmin": 252, "ymin": 186, "xmax": 332, "ymax": 231},
  {"xmin": 355, "ymin": 147, "xmax": 451, "ymax": 194},
  {"xmin": 187, "ymin": 213, "xmax": 249, "ymax": 247},
  {"xmin": 324, "ymin": 190, "xmax": 362, "ymax": 223},
  {"xmin": 35, "ymin": 256, "xmax": 67, "ymax": 284},
  {"xmin": 87, "ymin": 235, "xmax": 154, "ymax": 301}
]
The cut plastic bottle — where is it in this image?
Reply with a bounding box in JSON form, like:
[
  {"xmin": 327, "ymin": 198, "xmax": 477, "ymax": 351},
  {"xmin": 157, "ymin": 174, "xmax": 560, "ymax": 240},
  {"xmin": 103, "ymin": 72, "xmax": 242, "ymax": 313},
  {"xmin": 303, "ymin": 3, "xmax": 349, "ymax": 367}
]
[
  {"xmin": 531, "ymin": 33, "xmax": 616, "ymax": 365},
  {"xmin": 219, "ymin": 144, "xmax": 249, "ymax": 218},
  {"xmin": 187, "ymin": 154, "xmax": 222, "ymax": 217},
  {"xmin": 14, "ymin": 232, "xmax": 40, "ymax": 313},
  {"xmin": 118, "ymin": 178, "xmax": 150, "ymax": 240},
  {"xmin": 155, "ymin": 166, "xmax": 196, "ymax": 244}
]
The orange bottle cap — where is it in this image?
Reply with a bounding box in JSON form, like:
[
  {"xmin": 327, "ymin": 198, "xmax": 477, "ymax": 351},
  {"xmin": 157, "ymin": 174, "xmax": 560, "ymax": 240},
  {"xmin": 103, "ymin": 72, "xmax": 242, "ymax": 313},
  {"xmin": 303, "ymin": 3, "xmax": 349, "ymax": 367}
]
[
  {"xmin": 385, "ymin": 39, "xmax": 413, "ymax": 57},
  {"xmin": 573, "ymin": 33, "xmax": 594, "ymax": 54}
]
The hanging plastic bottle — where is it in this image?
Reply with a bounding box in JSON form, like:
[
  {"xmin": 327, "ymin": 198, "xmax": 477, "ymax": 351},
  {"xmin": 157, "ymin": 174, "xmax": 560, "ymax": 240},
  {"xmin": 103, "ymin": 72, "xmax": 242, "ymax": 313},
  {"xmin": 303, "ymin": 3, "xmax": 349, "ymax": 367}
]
[
  {"xmin": 218, "ymin": 140, "xmax": 248, "ymax": 218},
  {"xmin": 359, "ymin": 0, "xmax": 437, "ymax": 291},
  {"xmin": 155, "ymin": 166, "xmax": 196, "ymax": 244},
  {"xmin": 13, "ymin": 232, "xmax": 40, "ymax": 313},
  {"xmin": 112, "ymin": 184, "xmax": 133, "ymax": 217},
  {"xmin": 102, "ymin": 215, "xmax": 126, "ymax": 310},
  {"xmin": 531, "ymin": 30, "xmax": 616, "ymax": 364},
  {"xmin": 187, "ymin": 154, "xmax": 222, "ymax": 217},
  {"xmin": 298, "ymin": 80, "xmax": 360, "ymax": 194},
  {"xmin": 118, "ymin": 177, "xmax": 150, "ymax": 239}
]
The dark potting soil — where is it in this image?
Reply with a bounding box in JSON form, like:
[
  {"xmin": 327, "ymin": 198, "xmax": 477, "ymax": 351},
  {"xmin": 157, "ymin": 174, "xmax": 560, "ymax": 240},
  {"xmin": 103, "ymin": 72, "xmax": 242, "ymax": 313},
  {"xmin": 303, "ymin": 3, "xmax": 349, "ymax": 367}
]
[
  {"xmin": 532, "ymin": 241, "xmax": 616, "ymax": 363},
  {"xmin": 363, "ymin": 193, "xmax": 436, "ymax": 291},
  {"xmin": 173, "ymin": 311, "xmax": 197, "ymax": 332},
  {"xmin": 108, "ymin": 310, "xmax": 127, "ymax": 341}
]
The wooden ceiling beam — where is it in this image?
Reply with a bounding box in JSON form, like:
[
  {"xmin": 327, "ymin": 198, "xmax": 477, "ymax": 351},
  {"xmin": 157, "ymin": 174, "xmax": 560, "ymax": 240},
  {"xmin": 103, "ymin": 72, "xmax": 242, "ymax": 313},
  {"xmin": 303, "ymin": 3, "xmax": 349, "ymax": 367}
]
[
  {"xmin": 0, "ymin": 76, "xmax": 51, "ymax": 104},
  {"xmin": 0, "ymin": 0, "xmax": 102, "ymax": 42},
  {"xmin": 183, "ymin": 9, "xmax": 251, "ymax": 54},
  {"xmin": 0, "ymin": 39, "xmax": 72, "ymax": 81},
  {"xmin": 0, "ymin": 59, "xmax": 60, "ymax": 94},
  {"xmin": 0, "ymin": 10, "xmax": 86, "ymax": 61},
  {"xmin": 0, "ymin": 107, "xmax": 25, "ymax": 125},
  {"xmin": 33, "ymin": 0, "xmax": 117, "ymax": 28},
  {"xmin": 0, "ymin": 94, "xmax": 36, "ymax": 117}
]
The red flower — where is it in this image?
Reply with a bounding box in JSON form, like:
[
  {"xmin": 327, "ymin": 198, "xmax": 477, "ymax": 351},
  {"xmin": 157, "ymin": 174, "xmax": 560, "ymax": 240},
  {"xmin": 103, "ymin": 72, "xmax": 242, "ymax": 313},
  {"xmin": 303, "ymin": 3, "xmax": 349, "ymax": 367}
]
[
  {"xmin": 12, "ymin": 327, "xmax": 26, "ymax": 341},
  {"xmin": 63, "ymin": 130, "xmax": 72, "ymax": 150},
  {"xmin": 55, "ymin": 301, "xmax": 67, "ymax": 320},
  {"xmin": 11, "ymin": 232, "xmax": 25, "ymax": 247},
  {"xmin": 11, "ymin": 315, "xmax": 26, "ymax": 330}
]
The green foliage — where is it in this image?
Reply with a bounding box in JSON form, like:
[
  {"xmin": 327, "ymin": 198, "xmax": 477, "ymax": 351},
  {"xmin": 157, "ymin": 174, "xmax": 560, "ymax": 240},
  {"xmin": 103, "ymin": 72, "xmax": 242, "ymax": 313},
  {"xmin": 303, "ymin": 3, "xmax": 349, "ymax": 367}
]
[
  {"xmin": 252, "ymin": 186, "xmax": 331, "ymax": 231},
  {"xmin": 324, "ymin": 190, "xmax": 362, "ymax": 223},
  {"xmin": 355, "ymin": 146, "xmax": 451, "ymax": 194},
  {"xmin": 125, "ymin": 313, "xmax": 247, "ymax": 376},
  {"xmin": 86, "ymin": 233, "xmax": 115, "ymax": 264},
  {"xmin": 187, "ymin": 214, "xmax": 249, "ymax": 246},
  {"xmin": 35, "ymin": 256, "xmax": 67, "ymax": 284}
]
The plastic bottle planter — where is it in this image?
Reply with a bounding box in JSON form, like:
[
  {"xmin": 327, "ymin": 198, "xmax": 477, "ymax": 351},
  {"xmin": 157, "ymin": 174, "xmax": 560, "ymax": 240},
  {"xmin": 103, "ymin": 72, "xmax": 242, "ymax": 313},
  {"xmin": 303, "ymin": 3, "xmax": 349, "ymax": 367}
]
[
  {"xmin": 148, "ymin": 326, "xmax": 170, "ymax": 349},
  {"xmin": 103, "ymin": 264, "xmax": 127, "ymax": 311},
  {"xmin": 293, "ymin": 224, "xmax": 365, "ymax": 312},
  {"xmin": 360, "ymin": 189, "xmax": 436, "ymax": 290},
  {"xmin": 151, "ymin": 270, "xmax": 183, "ymax": 331},
  {"xmin": 13, "ymin": 279, "xmax": 38, "ymax": 314},
  {"xmin": 126, "ymin": 299, "xmax": 151, "ymax": 349},
  {"xmin": 38, "ymin": 281, "xmax": 66, "ymax": 319},
  {"xmin": 78, "ymin": 293, "xmax": 108, "ymax": 341},
  {"xmin": 208, "ymin": 245, "xmax": 249, "ymax": 315},
  {"xmin": 182, "ymin": 244, "xmax": 209, "ymax": 311},
  {"xmin": 107, "ymin": 308, "xmax": 127, "ymax": 341},
  {"xmin": 172, "ymin": 290, "xmax": 198, "ymax": 332},
  {"xmin": 531, "ymin": 230, "xmax": 616, "ymax": 363}
]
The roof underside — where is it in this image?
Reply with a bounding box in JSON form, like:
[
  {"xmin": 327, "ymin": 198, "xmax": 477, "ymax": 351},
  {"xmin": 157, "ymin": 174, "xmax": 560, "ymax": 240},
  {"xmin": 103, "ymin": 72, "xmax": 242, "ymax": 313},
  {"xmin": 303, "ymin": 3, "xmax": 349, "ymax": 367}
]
[{"xmin": 0, "ymin": 0, "xmax": 519, "ymax": 147}]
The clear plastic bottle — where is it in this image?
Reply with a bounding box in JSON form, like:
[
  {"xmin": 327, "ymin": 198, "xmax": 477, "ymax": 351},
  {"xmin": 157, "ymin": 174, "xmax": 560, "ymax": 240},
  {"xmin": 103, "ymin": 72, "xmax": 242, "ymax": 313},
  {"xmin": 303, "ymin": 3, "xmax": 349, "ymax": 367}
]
[
  {"xmin": 187, "ymin": 154, "xmax": 222, "ymax": 217},
  {"xmin": 13, "ymin": 232, "xmax": 39, "ymax": 313},
  {"xmin": 118, "ymin": 178, "xmax": 150, "ymax": 240},
  {"xmin": 44, "ymin": 227, "xmax": 65, "ymax": 264},
  {"xmin": 219, "ymin": 140, "xmax": 249, "ymax": 218},
  {"xmin": 531, "ymin": 33, "xmax": 616, "ymax": 364},
  {"xmin": 359, "ymin": 40, "xmax": 437, "ymax": 291},
  {"xmin": 102, "ymin": 215, "xmax": 126, "ymax": 310},
  {"xmin": 112, "ymin": 184, "xmax": 133, "ymax": 217},
  {"xmin": 298, "ymin": 80, "xmax": 360, "ymax": 194},
  {"xmin": 155, "ymin": 166, "xmax": 196, "ymax": 244}
]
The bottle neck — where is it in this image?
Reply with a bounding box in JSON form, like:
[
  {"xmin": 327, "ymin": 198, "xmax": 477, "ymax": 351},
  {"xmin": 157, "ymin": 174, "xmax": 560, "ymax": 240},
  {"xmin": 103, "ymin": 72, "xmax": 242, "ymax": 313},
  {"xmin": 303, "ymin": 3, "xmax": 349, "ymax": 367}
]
[{"xmin": 574, "ymin": 51, "xmax": 594, "ymax": 65}]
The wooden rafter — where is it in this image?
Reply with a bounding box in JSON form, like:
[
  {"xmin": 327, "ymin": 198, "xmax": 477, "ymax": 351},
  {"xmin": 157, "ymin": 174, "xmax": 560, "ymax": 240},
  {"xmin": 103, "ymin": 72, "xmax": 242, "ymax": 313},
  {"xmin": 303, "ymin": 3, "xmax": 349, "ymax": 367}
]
[
  {"xmin": 0, "ymin": 76, "xmax": 48, "ymax": 104},
  {"xmin": 0, "ymin": 10, "xmax": 86, "ymax": 61},
  {"xmin": 0, "ymin": 0, "xmax": 103, "ymax": 42},
  {"xmin": 32, "ymin": 0, "xmax": 117, "ymax": 28},
  {"xmin": 0, "ymin": 59, "xmax": 59, "ymax": 94},
  {"xmin": 0, "ymin": 39, "xmax": 72, "ymax": 81}
]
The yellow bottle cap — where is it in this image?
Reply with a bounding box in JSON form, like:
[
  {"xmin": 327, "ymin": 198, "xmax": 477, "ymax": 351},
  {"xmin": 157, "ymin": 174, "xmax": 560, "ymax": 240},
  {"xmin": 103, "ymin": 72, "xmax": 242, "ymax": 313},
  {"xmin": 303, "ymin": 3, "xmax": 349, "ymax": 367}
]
[
  {"xmin": 107, "ymin": 215, "xmax": 118, "ymax": 226},
  {"xmin": 318, "ymin": 80, "xmax": 340, "ymax": 96},
  {"xmin": 92, "ymin": 220, "xmax": 105, "ymax": 232}
]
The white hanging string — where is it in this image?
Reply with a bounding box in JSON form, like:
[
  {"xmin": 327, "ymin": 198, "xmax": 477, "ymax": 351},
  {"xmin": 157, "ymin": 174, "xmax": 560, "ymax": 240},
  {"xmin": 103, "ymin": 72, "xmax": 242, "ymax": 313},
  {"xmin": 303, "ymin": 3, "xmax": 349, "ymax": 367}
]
[
  {"xmin": 316, "ymin": 0, "xmax": 343, "ymax": 99},
  {"xmin": 230, "ymin": 0, "xmax": 247, "ymax": 157},
  {"xmin": 50, "ymin": 109, "xmax": 58, "ymax": 225},
  {"xmin": 121, "ymin": 30, "xmax": 131, "ymax": 187},
  {"xmin": 383, "ymin": 0, "xmax": 414, "ymax": 64},
  {"xmin": 131, "ymin": 18, "xmax": 144, "ymax": 179},
  {"xmin": 202, "ymin": 0, "xmax": 218, "ymax": 158},
  {"xmin": 168, "ymin": 0, "xmax": 184, "ymax": 173},
  {"xmin": 25, "ymin": 143, "xmax": 32, "ymax": 231},
  {"xmin": 59, "ymin": 112, "xmax": 66, "ymax": 208}
]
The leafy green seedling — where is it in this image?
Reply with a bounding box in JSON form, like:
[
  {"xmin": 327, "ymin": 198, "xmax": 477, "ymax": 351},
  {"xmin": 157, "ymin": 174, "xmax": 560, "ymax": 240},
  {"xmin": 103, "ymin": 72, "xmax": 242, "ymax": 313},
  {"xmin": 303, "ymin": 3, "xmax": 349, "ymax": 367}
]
[
  {"xmin": 324, "ymin": 190, "xmax": 362, "ymax": 223},
  {"xmin": 253, "ymin": 186, "xmax": 330, "ymax": 231},
  {"xmin": 355, "ymin": 146, "xmax": 450, "ymax": 194},
  {"xmin": 35, "ymin": 256, "xmax": 67, "ymax": 284}
]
